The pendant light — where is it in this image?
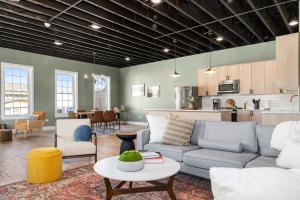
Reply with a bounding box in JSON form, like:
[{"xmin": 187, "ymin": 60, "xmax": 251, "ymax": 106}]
[
  {"xmin": 84, "ymin": 52, "xmax": 101, "ymax": 86},
  {"xmin": 205, "ymin": 32, "xmax": 216, "ymax": 74},
  {"xmin": 170, "ymin": 39, "xmax": 181, "ymax": 78}
]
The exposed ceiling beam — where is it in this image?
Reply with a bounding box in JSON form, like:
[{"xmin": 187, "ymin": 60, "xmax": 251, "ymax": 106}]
[
  {"xmin": 189, "ymin": 0, "xmax": 252, "ymax": 44},
  {"xmin": 163, "ymin": 0, "xmax": 240, "ymax": 47},
  {"xmin": 273, "ymin": 0, "xmax": 293, "ymax": 33},
  {"xmin": 246, "ymin": 0, "xmax": 277, "ymax": 37},
  {"xmin": 219, "ymin": 0, "xmax": 265, "ymax": 42}
]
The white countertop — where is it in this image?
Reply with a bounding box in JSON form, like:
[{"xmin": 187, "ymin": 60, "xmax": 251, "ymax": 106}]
[
  {"xmin": 146, "ymin": 109, "xmax": 232, "ymax": 112},
  {"xmin": 260, "ymin": 110, "xmax": 300, "ymax": 114}
]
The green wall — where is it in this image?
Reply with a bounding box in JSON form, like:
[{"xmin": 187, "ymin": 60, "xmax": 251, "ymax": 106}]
[
  {"xmin": 0, "ymin": 47, "xmax": 120, "ymax": 127},
  {"xmin": 120, "ymin": 41, "xmax": 276, "ymax": 122}
]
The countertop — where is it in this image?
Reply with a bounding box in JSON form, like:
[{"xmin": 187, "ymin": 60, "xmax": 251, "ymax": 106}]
[
  {"xmin": 260, "ymin": 110, "xmax": 300, "ymax": 114},
  {"xmin": 145, "ymin": 109, "xmax": 232, "ymax": 112}
]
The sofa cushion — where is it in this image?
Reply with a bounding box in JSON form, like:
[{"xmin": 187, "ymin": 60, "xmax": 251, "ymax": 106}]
[
  {"xmin": 183, "ymin": 149, "xmax": 258, "ymax": 169},
  {"xmin": 57, "ymin": 141, "xmax": 96, "ymax": 157},
  {"xmin": 147, "ymin": 115, "xmax": 167, "ymax": 144},
  {"xmin": 202, "ymin": 121, "xmax": 258, "ymax": 153},
  {"xmin": 144, "ymin": 143, "xmax": 198, "ymax": 162},
  {"xmin": 256, "ymin": 125, "xmax": 280, "ymax": 157},
  {"xmin": 245, "ymin": 156, "xmax": 278, "ymax": 168},
  {"xmin": 198, "ymin": 139, "xmax": 243, "ymax": 153},
  {"xmin": 190, "ymin": 120, "xmax": 205, "ymax": 145}
]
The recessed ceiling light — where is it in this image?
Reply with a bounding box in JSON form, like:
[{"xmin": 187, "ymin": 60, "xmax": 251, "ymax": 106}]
[
  {"xmin": 44, "ymin": 22, "xmax": 51, "ymax": 28},
  {"xmin": 151, "ymin": 0, "xmax": 162, "ymax": 4},
  {"xmin": 125, "ymin": 56, "xmax": 130, "ymax": 61},
  {"xmin": 163, "ymin": 48, "xmax": 170, "ymax": 53},
  {"xmin": 54, "ymin": 40, "xmax": 63, "ymax": 46},
  {"xmin": 289, "ymin": 19, "xmax": 298, "ymax": 26},
  {"xmin": 216, "ymin": 36, "xmax": 223, "ymax": 41},
  {"xmin": 90, "ymin": 23, "xmax": 101, "ymax": 30}
]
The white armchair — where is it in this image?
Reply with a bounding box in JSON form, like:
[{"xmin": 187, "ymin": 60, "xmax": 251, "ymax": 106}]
[{"xmin": 55, "ymin": 119, "xmax": 97, "ymax": 162}]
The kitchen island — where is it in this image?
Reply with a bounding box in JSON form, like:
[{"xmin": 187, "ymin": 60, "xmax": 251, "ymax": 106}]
[{"xmin": 146, "ymin": 109, "xmax": 232, "ymax": 121}]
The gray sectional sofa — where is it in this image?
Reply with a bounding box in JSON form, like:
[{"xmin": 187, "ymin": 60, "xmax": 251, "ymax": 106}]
[{"xmin": 137, "ymin": 121, "xmax": 280, "ymax": 179}]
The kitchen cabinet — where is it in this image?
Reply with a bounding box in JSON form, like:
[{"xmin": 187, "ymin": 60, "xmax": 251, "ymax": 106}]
[
  {"xmin": 276, "ymin": 33, "xmax": 299, "ymax": 91},
  {"xmin": 207, "ymin": 68, "xmax": 218, "ymax": 96},
  {"xmin": 217, "ymin": 66, "xmax": 228, "ymax": 83},
  {"xmin": 198, "ymin": 69, "xmax": 208, "ymax": 96},
  {"xmin": 251, "ymin": 61, "xmax": 265, "ymax": 94},
  {"xmin": 227, "ymin": 64, "xmax": 240, "ymax": 80},
  {"xmin": 239, "ymin": 63, "xmax": 252, "ymax": 94},
  {"xmin": 264, "ymin": 60, "xmax": 281, "ymax": 94},
  {"xmin": 261, "ymin": 113, "xmax": 300, "ymax": 125},
  {"xmin": 237, "ymin": 110, "xmax": 261, "ymax": 124}
]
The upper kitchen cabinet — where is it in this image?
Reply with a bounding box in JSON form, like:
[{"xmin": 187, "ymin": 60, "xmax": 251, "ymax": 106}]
[
  {"xmin": 227, "ymin": 64, "xmax": 240, "ymax": 80},
  {"xmin": 251, "ymin": 61, "xmax": 265, "ymax": 94},
  {"xmin": 207, "ymin": 68, "xmax": 218, "ymax": 96},
  {"xmin": 239, "ymin": 63, "xmax": 252, "ymax": 94},
  {"xmin": 265, "ymin": 60, "xmax": 281, "ymax": 94},
  {"xmin": 198, "ymin": 69, "xmax": 208, "ymax": 96},
  {"xmin": 276, "ymin": 33, "xmax": 299, "ymax": 91},
  {"xmin": 217, "ymin": 66, "xmax": 228, "ymax": 83}
]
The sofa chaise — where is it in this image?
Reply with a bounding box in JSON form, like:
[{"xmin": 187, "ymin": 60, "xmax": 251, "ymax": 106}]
[{"xmin": 137, "ymin": 121, "xmax": 280, "ymax": 179}]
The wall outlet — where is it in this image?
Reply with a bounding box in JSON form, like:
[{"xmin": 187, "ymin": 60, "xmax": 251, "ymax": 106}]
[{"xmin": 45, "ymin": 119, "xmax": 49, "ymax": 122}]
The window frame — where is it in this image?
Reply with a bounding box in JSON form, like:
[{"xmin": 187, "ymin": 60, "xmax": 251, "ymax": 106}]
[
  {"xmin": 93, "ymin": 75, "xmax": 111, "ymax": 110},
  {"xmin": 1, "ymin": 62, "xmax": 34, "ymax": 120},
  {"xmin": 54, "ymin": 69, "xmax": 78, "ymax": 118}
]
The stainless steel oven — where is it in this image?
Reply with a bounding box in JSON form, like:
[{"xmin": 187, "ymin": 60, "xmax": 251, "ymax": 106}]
[{"xmin": 218, "ymin": 80, "xmax": 240, "ymax": 94}]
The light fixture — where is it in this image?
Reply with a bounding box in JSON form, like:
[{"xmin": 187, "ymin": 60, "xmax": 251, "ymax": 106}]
[
  {"xmin": 84, "ymin": 53, "xmax": 103, "ymax": 87},
  {"xmin": 125, "ymin": 56, "xmax": 131, "ymax": 61},
  {"xmin": 170, "ymin": 39, "xmax": 181, "ymax": 78},
  {"xmin": 90, "ymin": 23, "xmax": 101, "ymax": 30},
  {"xmin": 151, "ymin": 0, "xmax": 162, "ymax": 4},
  {"xmin": 84, "ymin": 74, "xmax": 88, "ymax": 79},
  {"xmin": 289, "ymin": 19, "xmax": 299, "ymax": 26},
  {"xmin": 44, "ymin": 22, "xmax": 51, "ymax": 28},
  {"xmin": 216, "ymin": 36, "xmax": 223, "ymax": 42},
  {"xmin": 54, "ymin": 40, "xmax": 63, "ymax": 46},
  {"xmin": 205, "ymin": 32, "xmax": 216, "ymax": 74},
  {"xmin": 163, "ymin": 48, "xmax": 170, "ymax": 53}
]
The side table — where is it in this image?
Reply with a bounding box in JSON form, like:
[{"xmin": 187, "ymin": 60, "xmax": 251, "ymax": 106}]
[
  {"xmin": 0, "ymin": 129, "xmax": 12, "ymax": 142},
  {"xmin": 116, "ymin": 132, "xmax": 137, "ymax": 154}
]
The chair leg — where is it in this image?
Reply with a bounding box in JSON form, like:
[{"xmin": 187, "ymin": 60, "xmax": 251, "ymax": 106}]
[
  {"xmin": 95, "ymin": 154, "xmax": 97, "ymax": 163},
  {"xmin": 24, "ymin": 131, "xmax": 27, "ymax": 138},
  {"xmin": 15, "ymin": 130, "xmax": 18, "ymax": 137}
]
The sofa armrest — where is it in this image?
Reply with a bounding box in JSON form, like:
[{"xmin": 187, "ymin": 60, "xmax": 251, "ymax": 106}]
[{"xmin": 137, "ymin": 129, "xmax": 150, "ymax": 151}]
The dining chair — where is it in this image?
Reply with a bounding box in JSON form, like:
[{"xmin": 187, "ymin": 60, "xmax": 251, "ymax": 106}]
[
  {"xmin": 103, "ymin": 111, "xmax": 116, "ymax": 130},
  {"xmin": 68, "ymin": 111, "xmax": 77, "ymax": 119},
  {"xmin": 33, "ymin": 112, "xmax": 46, "ymax": 121},
  {"xmin": 77, "ymin": 109, "xmax": 87, "ymax": 119},
  {"xmin": 90, "ymin": 111, "xmax": 103, "ymax": 130}
]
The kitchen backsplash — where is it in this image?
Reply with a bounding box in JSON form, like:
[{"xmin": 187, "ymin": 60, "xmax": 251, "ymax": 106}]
[{"xmin": 202, "ymin": 93, "xmax": 299, "ymax": 111}]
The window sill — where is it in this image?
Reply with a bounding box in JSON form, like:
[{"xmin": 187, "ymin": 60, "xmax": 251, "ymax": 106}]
[{"xmin": 1, "ymin": 116, "xmax": 31, "ymax": 120}]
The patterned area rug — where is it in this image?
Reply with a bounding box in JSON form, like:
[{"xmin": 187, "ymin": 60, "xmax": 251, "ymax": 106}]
[{"xmin": 0, "ymin": 165, "xmax": 213, "ymax": 200}]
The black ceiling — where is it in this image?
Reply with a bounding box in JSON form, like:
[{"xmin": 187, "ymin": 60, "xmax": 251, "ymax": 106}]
[{"xmin": 0, "ymin": 0, "xmax": 298, "ymax": 68}]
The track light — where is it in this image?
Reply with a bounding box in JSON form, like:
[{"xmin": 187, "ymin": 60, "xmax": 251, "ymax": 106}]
[
  {"xmin": 289, "ymin": 19, "xmax": 298, "ymax": 26},
  {"xmin": 90, "ymin": 24, "xmax": 101, "ymax": 30},
  {"xmin": 44, "ymin": 22, "xmax": 51, "ymax": 28},
  {"xmin": 54, "ymin": 40, "xmax": 63, "ymax": 46}
]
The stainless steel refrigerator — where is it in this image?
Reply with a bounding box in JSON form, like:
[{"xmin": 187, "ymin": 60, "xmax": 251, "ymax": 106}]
[{"xmin": 174, "ymin": 86, "xmax": 201, "ymax": 110}]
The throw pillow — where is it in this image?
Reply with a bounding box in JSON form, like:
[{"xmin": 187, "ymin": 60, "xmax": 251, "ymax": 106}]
[
  {"xmin": 73, "ymin": 125, "xmax": 93, "ymax": 141},
  {"xmin": 198, "ymin": 139, "xmax": 243, "ymax": 153},
  {"xmin": 161, "ymin": 114, "xmax": 195, "ymax": 146},
  {"xmin": 210, "ymin": 167, "xmax": 300, "ymax": 200},
  {"xmin": 277, "ymin": 140, "xmax": 300, "ymax": 169},
  {"xmin": 147, "ymin": 115, "xmax": 167, "ymax": 144}
]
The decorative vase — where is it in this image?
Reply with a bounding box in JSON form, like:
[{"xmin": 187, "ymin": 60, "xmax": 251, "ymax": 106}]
[
  {"xmin": 188, "ymin": 102, "xmax": 194, "ymax": 109},
  {"xmin": 117, "ymin": 159, "xmax": 144, "ymax": 172}
]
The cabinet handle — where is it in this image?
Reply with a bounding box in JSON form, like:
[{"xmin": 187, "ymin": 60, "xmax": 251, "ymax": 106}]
[
  {"xmin": 206, "ymin": 91, "xmax": 208, "ymax": 96},
  {"xmin": 250, "ymin": 89, "xmax": 253, "ymax": 94}
]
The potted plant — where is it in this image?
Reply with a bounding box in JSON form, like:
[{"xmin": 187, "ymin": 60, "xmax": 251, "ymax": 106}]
[{"xmin": 117, "ymin": 150, "xmax": 144, "ymax": 172}]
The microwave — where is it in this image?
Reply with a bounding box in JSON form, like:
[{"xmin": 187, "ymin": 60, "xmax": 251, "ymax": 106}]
[{"xmin": 218, "ymin": 80, "xmax": 240, "ymax": 94}]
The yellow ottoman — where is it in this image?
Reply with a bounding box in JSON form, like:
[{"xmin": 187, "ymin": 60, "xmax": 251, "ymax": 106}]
[{"xmin": 27, "ymin": 147, "xmax": 62, "ymax": 184}]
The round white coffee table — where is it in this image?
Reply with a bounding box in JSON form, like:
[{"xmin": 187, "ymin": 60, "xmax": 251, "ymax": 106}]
[{"xmin": 94, "ymin": 156, "xmax": 180, "ymax": 200}]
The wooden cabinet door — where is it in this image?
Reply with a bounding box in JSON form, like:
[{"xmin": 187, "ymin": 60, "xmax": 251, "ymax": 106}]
[
  {"xmin": 198, "ymin": 69, "xmax": 208, "ymax": 96},
  {"xmin": 239, "ymin": 63, "xmax": 252, "ymax": 94},
  {"xmin": 227, "ymin": 64, "xmax": 240, "ymax": 80},
  {"xmin": 251, "ymin": 61, "xmax": 265, "ymax": 94},
  {"xmin": 207, "ymin": 68, "xmax": 218, "ymax": 96},
  {"xmin": 251, "ymin": 110, "xmax": 262, "ymax": 124},
  {"xmin": 265, "ymin": 60, "xmax": 280, "ymax": 94},
  {"xmin": 276, "ymin": 33, "xmax": 299, "ymax": 90},
  {"xmin": 217, "ymin": 65, "xmax": 228, "ymax": 83},
  {"xmin": 237, "ymin": 110, "xmax": 251, "ymax": 122}
]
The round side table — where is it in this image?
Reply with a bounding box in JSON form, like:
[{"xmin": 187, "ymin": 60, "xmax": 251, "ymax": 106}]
[{"xmin": 116, "ymin": 132, "xmax": 137, "ymax": 154}]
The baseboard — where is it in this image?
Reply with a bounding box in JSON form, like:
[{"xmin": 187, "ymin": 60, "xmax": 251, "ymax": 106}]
[
  {"xmin": 43, "ymin": 126, "xmax": 56, "ymax": 131},
  {"xmin": 126, "ymin": 121, "xmax": 148, "ymax": 126}
]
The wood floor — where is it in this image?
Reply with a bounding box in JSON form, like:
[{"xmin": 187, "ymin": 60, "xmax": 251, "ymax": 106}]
[{"xmin": 0, "ymin": 125, "xmax": 145, "ymax": 186}]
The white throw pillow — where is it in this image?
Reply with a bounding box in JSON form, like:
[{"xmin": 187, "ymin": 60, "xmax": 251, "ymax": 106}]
[
  {"xmin": 277, "ymin": 140, "xmax": 300, "ymax": 169},
  {"xmin": 146, "ymin": 115, "xmax": 167, "ymax": 143},
  {"xmin": 210, "ymin": 167, "xmax": 300, "ymax": 200}
]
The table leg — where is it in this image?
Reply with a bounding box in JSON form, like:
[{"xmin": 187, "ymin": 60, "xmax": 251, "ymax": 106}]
[
  {"xmin": 129, "ymin": 181, "xmax": 133, "ymax": 188},
  {"xmin": 104, "ymin": 178, "xmax": 113, "ymax": 200},
  {"xmin": 166, "ymin": 176, "xmax": 176, "ymax": 200}
]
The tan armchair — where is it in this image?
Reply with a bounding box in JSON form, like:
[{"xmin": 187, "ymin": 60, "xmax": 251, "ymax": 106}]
[
  {"xmin": 15, "ymin": 115, "xmax": 45, "ymax": 138},
  {"xmin": 32, "ymin": 112, "xmax": 45, "ymax": 120}
]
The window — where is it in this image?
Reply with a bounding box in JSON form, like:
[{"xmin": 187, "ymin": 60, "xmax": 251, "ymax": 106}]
[
  {"xmin": 93, "ymin": 75, "xmax": 111, "ymax": 110},
  {"xmin": 55, "ymin": 70, "xmax": 78, "ymax": 117},
  {"xmin": 1, "ymin": 62, "xmax": 34, "ymax": 119}
]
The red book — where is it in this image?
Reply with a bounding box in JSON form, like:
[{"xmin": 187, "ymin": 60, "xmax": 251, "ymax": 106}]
[{"xmin": 144, "ymin": 156, "xmax": 164, "ymax": 164}]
